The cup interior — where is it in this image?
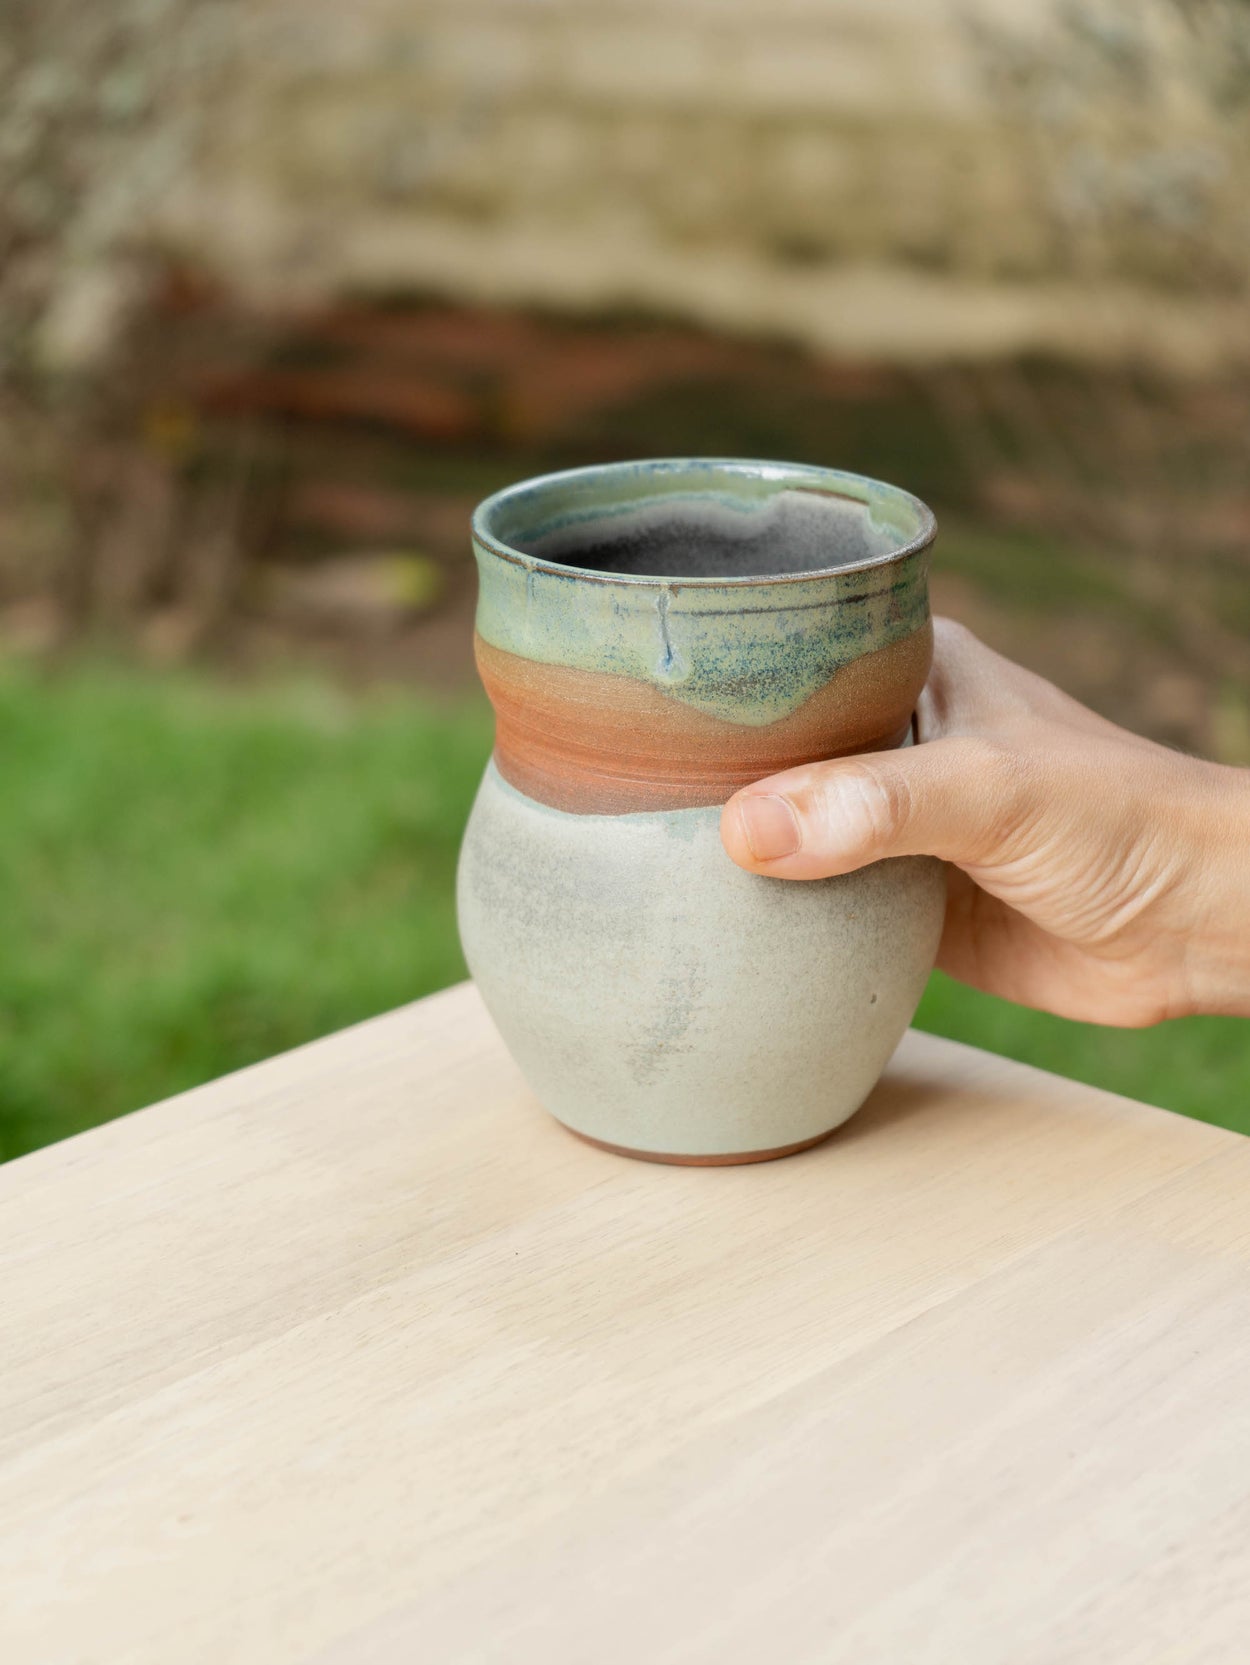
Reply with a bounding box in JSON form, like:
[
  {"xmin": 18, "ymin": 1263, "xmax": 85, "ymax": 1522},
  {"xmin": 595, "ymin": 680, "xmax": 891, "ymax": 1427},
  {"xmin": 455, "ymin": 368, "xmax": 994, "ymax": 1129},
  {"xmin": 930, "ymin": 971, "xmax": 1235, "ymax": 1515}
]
[{"xmin": 474, "ymin": 459, "xmax": 934, "ymax": 583}]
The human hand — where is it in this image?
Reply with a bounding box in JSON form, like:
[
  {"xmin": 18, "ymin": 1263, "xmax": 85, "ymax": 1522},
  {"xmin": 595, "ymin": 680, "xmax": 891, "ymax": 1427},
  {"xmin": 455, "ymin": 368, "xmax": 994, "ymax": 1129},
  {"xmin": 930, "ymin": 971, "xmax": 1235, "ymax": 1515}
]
[{"xmin": 721, "ymin": 619, "xmax": 1250, "ymax": 1026}]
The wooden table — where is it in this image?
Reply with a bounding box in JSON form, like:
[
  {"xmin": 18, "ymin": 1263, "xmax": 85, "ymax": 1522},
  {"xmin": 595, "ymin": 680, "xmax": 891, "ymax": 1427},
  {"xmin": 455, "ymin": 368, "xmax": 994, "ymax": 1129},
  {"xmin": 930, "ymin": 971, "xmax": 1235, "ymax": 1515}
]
[{"xmin": 4, "ymin": 982, "xmax": 1250, "ymax": 1664}]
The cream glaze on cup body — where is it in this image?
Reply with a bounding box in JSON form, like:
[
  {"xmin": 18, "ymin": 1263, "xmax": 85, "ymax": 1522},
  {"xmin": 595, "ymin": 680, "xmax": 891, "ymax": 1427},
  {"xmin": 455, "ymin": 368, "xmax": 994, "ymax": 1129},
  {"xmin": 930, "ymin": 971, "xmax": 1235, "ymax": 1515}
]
[{"xmin": 457, "ymin": 459, "xmax": 945, "ymax": 1163}]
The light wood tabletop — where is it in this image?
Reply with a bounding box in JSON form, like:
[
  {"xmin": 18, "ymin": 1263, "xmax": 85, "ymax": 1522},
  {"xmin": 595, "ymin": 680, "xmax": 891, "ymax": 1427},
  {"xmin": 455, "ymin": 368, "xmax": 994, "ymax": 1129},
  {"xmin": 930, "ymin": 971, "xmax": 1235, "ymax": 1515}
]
[{"xmin": 4, "ymin": 981, "xmax": 1250, "ymax": 1664}]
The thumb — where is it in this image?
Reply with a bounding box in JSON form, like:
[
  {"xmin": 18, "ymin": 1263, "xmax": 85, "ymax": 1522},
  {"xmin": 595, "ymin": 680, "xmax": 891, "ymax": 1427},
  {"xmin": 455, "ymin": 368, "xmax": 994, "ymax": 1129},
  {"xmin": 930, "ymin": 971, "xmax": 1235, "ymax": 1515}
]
[{"xmin": 721, "ymin": 738, "xmax": 1028, "ymax": 879}]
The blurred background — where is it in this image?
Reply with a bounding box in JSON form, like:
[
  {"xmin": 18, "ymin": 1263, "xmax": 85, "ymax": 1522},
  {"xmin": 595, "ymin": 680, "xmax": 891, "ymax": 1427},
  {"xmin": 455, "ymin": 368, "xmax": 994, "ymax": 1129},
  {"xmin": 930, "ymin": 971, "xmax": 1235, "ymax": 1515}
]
[{"xmin": 3, "ymin": 0, "xmax": 1249, "ymax": 1159}]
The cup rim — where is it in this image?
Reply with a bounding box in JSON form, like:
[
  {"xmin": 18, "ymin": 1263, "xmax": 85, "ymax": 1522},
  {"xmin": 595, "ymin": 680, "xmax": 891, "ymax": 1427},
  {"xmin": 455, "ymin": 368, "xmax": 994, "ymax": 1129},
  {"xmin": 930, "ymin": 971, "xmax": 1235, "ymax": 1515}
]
[{"xmin": 471, "ymin": 457, "xmax": 937, "ymax": 589}]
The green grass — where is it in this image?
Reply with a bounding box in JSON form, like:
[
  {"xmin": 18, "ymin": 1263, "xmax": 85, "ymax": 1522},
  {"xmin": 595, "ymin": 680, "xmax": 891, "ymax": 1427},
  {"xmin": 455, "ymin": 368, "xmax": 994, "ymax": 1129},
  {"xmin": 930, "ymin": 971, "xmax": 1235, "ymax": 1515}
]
[
  {"xmin": 917, "ymin": 974, "xmax": 1250, "ymax": 1133},
  {"xmin": 1, "ymin": 657, "xmax": 1246, "ymax": 1161},
  {"xmin": 0, "ymin": 658, "xmax": 491, "ymax": 1161}
]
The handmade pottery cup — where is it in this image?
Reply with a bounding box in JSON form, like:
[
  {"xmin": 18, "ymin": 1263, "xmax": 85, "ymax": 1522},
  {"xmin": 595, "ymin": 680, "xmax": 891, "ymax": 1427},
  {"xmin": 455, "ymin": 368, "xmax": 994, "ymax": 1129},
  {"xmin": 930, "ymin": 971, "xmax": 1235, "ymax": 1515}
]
[{"xmin": 457, "ymin": 459, "xmax": 944, "ymax": 1163}]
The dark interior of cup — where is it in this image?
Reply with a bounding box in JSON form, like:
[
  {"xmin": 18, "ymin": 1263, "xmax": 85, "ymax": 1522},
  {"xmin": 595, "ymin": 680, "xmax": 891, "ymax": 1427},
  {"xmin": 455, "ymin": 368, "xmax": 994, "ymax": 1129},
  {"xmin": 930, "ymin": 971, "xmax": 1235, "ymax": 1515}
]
[
  {"xmin": 482, "ymin": 463, "xmax": 932, "ymax": 582},
  {"xmin": 520, "ymin": 492, "xmax": 895, "ymax": 579}
]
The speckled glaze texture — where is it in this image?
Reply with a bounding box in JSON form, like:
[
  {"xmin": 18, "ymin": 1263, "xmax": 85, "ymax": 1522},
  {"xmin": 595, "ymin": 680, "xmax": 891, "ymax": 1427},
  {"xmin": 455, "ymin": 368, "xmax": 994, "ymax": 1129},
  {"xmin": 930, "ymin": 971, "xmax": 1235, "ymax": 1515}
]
[
  {"xmin": 457, "ymin": 459, "xmax": 945, "ymax": 1162},
  {"xmin": 473, "ymin": 458, "xmax": 933, "ymax": 813},
  {"xmin": 459, "ymin": 765, "xmax": 943, "ymax": 1157}
]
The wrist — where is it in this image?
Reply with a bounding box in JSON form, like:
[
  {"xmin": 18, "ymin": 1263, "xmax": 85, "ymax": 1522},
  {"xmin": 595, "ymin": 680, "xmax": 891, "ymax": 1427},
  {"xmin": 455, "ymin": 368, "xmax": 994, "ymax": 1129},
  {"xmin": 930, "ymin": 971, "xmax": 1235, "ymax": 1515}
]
[{"xmin": 1177, "ymin": 762, "xmax": 1250, "ymax": 1018}]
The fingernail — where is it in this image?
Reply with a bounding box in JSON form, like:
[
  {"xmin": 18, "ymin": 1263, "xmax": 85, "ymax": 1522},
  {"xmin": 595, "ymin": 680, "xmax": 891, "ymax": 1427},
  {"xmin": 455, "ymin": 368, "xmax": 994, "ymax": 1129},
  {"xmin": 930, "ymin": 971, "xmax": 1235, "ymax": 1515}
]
[{"xmin": 736, "ymin": 794, "xmax": 801, "ymax": 860}]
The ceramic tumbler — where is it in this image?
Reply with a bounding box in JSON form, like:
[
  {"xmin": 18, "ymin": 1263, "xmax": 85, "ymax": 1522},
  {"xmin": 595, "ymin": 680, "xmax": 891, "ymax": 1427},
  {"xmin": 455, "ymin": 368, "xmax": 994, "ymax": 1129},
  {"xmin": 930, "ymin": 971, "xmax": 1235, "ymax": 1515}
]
[{"xmin": 457, "ymin": 458, "xmax": 944, "ymax": 1163}]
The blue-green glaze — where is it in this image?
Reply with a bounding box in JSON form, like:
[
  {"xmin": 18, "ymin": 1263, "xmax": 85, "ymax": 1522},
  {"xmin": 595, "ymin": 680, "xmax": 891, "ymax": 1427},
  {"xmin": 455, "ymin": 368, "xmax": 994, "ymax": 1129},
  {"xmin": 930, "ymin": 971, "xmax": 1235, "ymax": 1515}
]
[{"xmin": 472, "ymin": 458, "xmax": 935, "ymax": 727}]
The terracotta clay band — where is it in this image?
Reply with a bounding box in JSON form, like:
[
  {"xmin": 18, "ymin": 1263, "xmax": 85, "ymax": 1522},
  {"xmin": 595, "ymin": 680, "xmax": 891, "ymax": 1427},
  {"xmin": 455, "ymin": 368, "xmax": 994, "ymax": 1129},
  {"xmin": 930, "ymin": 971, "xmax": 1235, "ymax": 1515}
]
[
  {"xmin": 476, "ymin": 628, "xmax": 930, "ymax": 815},
  {"xmin": 565, "ymin": 1124, "xmax": 838, "ymax": 1166}
]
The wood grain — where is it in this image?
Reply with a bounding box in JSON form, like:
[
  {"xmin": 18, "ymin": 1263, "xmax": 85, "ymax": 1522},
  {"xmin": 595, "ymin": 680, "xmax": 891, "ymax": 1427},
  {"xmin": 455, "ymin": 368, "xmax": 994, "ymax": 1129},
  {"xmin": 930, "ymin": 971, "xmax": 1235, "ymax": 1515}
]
[{"xmin": 2, "ymin": 982, "xmax": 1248, "ymax": 1664}]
